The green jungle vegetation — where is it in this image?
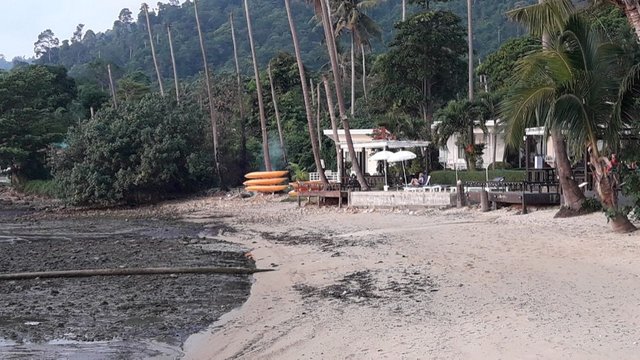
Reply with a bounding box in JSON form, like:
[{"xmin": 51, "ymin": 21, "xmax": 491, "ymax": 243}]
[{"xmin": 2, "ymin": 0, "xmax": 640, "ymax": 231}]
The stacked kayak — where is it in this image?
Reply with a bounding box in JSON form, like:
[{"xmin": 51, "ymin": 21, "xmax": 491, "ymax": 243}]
[{"xmin": 243, "ymin": 171, "xmax": 289, "ymax": 192}]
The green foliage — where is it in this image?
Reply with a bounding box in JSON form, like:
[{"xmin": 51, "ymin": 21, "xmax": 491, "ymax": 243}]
[
  {"xmin": 370, "ymin": 10, "xmax": 466, "ymax": 126},
  {"xmin": 477, "ymin": 37, "xmax": 541, "ymax": 91},
  {"xmin": 429, "ymin": 169, "xmax": 525, "ymax": 185},
  {"xmin": 0, "ymin": 65, "xmax": 76, "ymax": 181},
  {"xmin": 52, "ymin": 94, "xmax": 214, "ymax": 205},
  {"xmin": 19, "ymin": 180, "xmax": 62, "ymax": 198},
  {"xmin": 288, "ymin": 162, "xmax": 308, "ymax": 181}
]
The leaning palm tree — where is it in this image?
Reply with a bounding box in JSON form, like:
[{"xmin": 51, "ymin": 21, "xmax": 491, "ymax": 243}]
[
  {"xmin": 507, "ymin": 0, "xmax": 586, "ymax": 211},
  {"xmin": 285, "ymin": 0, "xmax": 329, "ymax": 184},
  {"xmin": 244, "ymin": 0, "xmax": 272, "ymax": 171},
  {"xmin": 318, "ymin": 0, "xmax": 370, "ymax": 189},
  {"xmin": 502, "ymin": 15, "xmax": 636, "ymax": 233},
  {"xmin": 333, "ymin": 0, "xmax": 382, "ymax": 113}
]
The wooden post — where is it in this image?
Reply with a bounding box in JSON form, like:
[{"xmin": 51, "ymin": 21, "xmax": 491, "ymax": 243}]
[
  {"xmin": 480, "ymin": 189, "xmax": 489, "ymax": 212},
  {"xmin": 456, "ymin": 180, "xmax": 465, "ymax": 208},
  {"xmin": 522, "ymin": 184, "xmax": 528, "ymax": 214}
]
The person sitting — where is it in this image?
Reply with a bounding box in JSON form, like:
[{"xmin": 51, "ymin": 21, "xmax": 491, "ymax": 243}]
[
  {"xmin": 418, "ymin": 173, "xmax": 426, "ymax": 186},
  {"xmin": 410, "ymin": 176, "xmax": 420, "ymax": 187}
]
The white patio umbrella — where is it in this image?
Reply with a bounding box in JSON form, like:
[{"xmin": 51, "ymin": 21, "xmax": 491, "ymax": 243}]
[
  {"xmin": 370, "ymin": 150, "xmax": 394, "ymax": 188},
  {"xmin": 388, "ymin": 150, "xmax": 417, "ymax": 185}
]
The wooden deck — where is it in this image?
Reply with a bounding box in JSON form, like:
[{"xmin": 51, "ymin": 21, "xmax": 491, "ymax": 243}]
[{"xmin": 465, "ymin": 180, "xmax": 561, "ymax": 213}]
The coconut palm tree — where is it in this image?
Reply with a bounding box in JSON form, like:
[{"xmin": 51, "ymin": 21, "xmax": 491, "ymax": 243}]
[
  {"xmin": 142, "ymin": 3, "xmax": 164, "ymax": 96},
  {"xmin": 506, "ymin": 0, "xmax": 586, "ymax": 211},
  {"xmin": 434, "ymin": 99, "xmax": 484, "ymax": 171},
  {"xmin": 502, "ymin": 15, "xmax": 636, "ymax": 232},
  {"xmin": 318, "ymin": 0, "xmax": 370, "ymax": 189},
  {"xmin": 244, "ymin": 0, "xmax": 272, "ymax": 171},
  {"xmin": 285, "ymin": 0, "xmax": 329, "ymax": 184},
  {"xmin": 333, "ymin": 0, "xmax": 382, "ymax": 113}
]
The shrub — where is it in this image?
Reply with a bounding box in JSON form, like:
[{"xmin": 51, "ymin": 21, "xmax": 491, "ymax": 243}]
[
  {"xmin": 52, "ymin": 94, "xmax": 214, "ymax": 205},
  {"xmin": 20, "ymin": 180, "xmax": 62, "ymax": 198}
]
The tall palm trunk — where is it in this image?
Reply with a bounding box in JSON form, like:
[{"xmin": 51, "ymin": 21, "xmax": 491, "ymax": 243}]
[
  {"xmin": 244, "ymin": 0, "xmax": 272, "ymax": 171},
  {"xmin": 107, "ymin": 64, "xmax": 117, "ymax": 109},
  {"xmin": 551, "ymin": 128, "xmax": 584, "ymax": 210},
  {"xmin": 402, "ymin": 0, "xmax": 406, "ymax": 21},
  {"xmin": 142, "ymin": 3, "xmax": 164, "ymax": 96},
  {"xmin": 351, "ymin": 32, "xmax": 356, "ymax": 115},
  {"xmin": 267, "ymin": 63, "xmax": 288, "ymax": 165},
  {"xmin": 467, "ymin": 0, "xmax": 474, "ymax": 101},
  {"xmin": 166, "ymin": 24, "xmax": 180, "ymax": 103},
  {"xmin": 230, "ymin": 12, "xmax": 248, "ymax": 175},
  {"xmin": 321, "ymin": 0, "xmax": 369, "ymax": 190},
  {"xmin": 316, "ymin": 83, "xmax": 322, "ymax": 150},
  {"xmin": 285, "ymin": 0, "xmax": 328, "ymax": 184},
  {"xmin": 323, "ymin": 75, "xmax": 344, "ymax": 181},
  {"xmin": 361, "ymin": 43, "xmax": 367, "ymax": 100},
  {"xmin": 588, "ymin": 148, "xmax": 636, "ymax": 232},
  {"xmin": 194, "ymin": 0, "xmax": 221, "ymax": 181}
]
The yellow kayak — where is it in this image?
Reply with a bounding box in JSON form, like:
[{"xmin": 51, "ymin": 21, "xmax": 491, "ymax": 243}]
[
  {"xmin": 243, "ymin": 177, "xmax": 288, "ymax": 186},
  {"xmin": 245, "ymin": 185, "xmax": 288, "ymax": 192},
  {"xmin": 245, "ymin": 170, "xmax": 289, "ymax": 179}
]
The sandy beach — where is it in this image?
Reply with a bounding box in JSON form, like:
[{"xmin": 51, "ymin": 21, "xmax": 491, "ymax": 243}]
[{"xmin": 173, "ymin": 194, "xmax": 640, "ymax": 360}]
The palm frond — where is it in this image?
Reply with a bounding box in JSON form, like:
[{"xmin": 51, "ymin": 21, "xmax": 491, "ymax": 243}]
[{"xmin": 506, "ymin": 0, "xmax": 575, "ymax": 38}]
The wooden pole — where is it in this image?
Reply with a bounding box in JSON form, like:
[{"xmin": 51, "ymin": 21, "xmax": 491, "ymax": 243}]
[{"xmin": 0, "ymin": 266, "xmax": 274, "ymax": 281}]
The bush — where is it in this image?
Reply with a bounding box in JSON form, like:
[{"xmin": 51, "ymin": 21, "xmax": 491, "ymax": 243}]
[
  {"xmin": 52, "ymin": 94, "xmax": 214, "ymax": 205},
  {"xmin": 19, "ymin": 180, "xmax": 62, "ymax": 198}
]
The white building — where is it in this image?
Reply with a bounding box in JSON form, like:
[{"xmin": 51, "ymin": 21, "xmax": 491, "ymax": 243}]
[{"xmin": 436, "ymin": 120, "xmax": 507, "ymax": 170}]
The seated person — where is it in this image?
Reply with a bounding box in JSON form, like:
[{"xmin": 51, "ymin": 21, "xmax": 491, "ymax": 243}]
[
  {"xmin": 418, "ymin": 173, "xmax": 426, "ymax": 186},
  {"xmin": 409, "ymin": 176, "xmax": 420, "ymax": 187}
]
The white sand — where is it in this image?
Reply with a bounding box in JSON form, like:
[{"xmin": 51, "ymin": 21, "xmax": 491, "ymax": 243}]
[{"xmin": 174, "ymin": 195, "xmax": 640, "ymax": 359}]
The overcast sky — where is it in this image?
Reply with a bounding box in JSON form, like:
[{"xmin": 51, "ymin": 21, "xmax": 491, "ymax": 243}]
[{"xmin": 0, "ymin": 0, "xmax": 153, "ymax": 59}]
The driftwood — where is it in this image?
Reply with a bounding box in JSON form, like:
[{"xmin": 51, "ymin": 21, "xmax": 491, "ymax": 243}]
[{"xmin": 0, "ymin": 266, "xmax": 274, "ymax": 281}]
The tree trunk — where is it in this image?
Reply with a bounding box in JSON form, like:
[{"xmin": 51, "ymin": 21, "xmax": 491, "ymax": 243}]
[
  {"xmin": 267, "ymin": 63, "xmax": 288, "ymax": 165},
  {"xmin": 467, "ymin": 0, "xmax": 474, "ymax": 101},
  {"xmin": 361, "ymin": 43, "xmax": 367, "ymax": 100},
  {"xmin": 350, "ymin": 32, "xmax": 356, "ymax": 116},
  {"xmin": 402, "ymin": 0, "xmax": 406, "ymax": 21},
  {"xmin": 166, "ymin": 25, "xmax": 180, "ymax": 103},
  {"xmin": 194, "ymin": 0, "xmax": 222, "ymax": 182},
  {"xmin": 230, "ymin": 12, "xmax": 248, "ymax": 176},
  {"xmin": 285, "ymin": 0, "xmax": 328, "ymax": 184},
  {"xmin": 589, "ymin": 150, "xmax": 637, "ymax": 233},
  {"xmin": 316, "ymin": 83, "xmax": 322, "ymax": 150},
  {"xmin": 615, "ymin": 1, "xmax": 640, "ymax": 41},
  {"xmin": 320, "ymin": 0, "xmax": 369, "ymax": 190},
  {"xmin": 143, "ymin": 3, "xmax": 164, "ymax": 97},
  {"xmin": 107, "ymin": 64, "xmax": 117, "ymax": 109},
  {"xmin": 244, "ymin": 0, "xmax": 272, "ymax": 171},
  {"xmin": 492, "ymin": 125, "xmax": 497, "ymax": 170},
  {"xmin": 323, "ymin": 75, "xmax": 344, "ymax": 182},
  {"xmin": 551, "ymin": 128, "xmax": 585, "ymax": 211}
]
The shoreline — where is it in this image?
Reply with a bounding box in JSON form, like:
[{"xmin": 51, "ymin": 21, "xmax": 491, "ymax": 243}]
[{"xmin": 175, "ymin": 195, "xmax": 640, "ymax": 359}]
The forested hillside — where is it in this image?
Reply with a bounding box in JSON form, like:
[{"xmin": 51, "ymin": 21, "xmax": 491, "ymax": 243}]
[{"xmin": 34, "ymin": 0, "xmax": 533, "ymax": 81}]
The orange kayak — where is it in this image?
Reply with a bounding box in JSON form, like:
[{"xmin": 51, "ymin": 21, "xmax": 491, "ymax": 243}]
[
  {"xmin": 245, "ymin": 170, "xmax": 289, "ymax": 179},
  {"xmin": 245, "ymin": 185, "xmax": 288, "ymax": 193},
  {"xmin": 243, "ymin": 177, "xmax": 288, "ymax": 186}
]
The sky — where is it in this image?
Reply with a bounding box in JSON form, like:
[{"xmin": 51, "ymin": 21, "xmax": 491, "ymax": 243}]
[{"xmin": 0, "ymin": 0, "xmax": 147, "ymax": 59}]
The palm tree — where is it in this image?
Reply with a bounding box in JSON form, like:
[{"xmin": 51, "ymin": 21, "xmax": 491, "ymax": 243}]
[
  {"xmin": 141, "ymin": 3, "xmax": 164, "ymax": 97},
  {"xmin": 323, "ymin": 74, "xmax": 344, "ymax": 181},
  {"xmin": 467, "ymin": 0, "xmax": 474, "ymax": 101},
  {"xmin": 434, "ymin": 99, "xmax": 484, "ymax": 171},
  {"xmin": 319, "ymin": 0, "xmax": 370, "ymax": 189},
  {"xmin": 166, "ymin": 24, "xmax": 180, "ymax": 103},
  {"xmin": 229, "ymin": 12, "xmax": 249, "ymax": 174},
  {"xmin": 333, "ymin": 0, "xmax": 382, "ymax": 114},
  {"xmin": 285, "ymin": 0, "xmax": 329, "ymax": 184},
  {"xmin": 507, "ymin": 0, "xmax": 585, "ymax": 211},
  {"xmin": 193, "ymin": 0, "xmax": 221, "ymax": 181},
  {"xmin": 502, "ymin": 15, "xmax": 636, "ymax": 232},
  {"xmin": 244, "ymin": 0, "xmax": 272, "ymax": 171},
  {"xmin": 267, "ymin": 62, "xmax": 288, "ymax": 165}
]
